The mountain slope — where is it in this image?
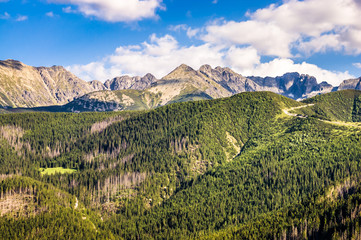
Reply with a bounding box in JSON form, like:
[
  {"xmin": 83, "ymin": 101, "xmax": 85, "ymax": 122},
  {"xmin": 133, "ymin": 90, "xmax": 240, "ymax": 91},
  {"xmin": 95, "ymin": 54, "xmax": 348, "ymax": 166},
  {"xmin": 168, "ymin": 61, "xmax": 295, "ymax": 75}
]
[
  {"xmin": 0, "ymin": 176, "xmax": 111, "ymax": 239},
  {"xmin": 290, "ymin": 90, "xmax": 361, "ymax": 122},
  {"xmin": 2, "ymin": 91, "xmax": 361, "ymax": 238},
  {"xmin": 205, "ymin": 176, "xmax": 361, "ymax": 239},
  {"xmin": 0, "ymin": 60, "xmax": 95, "ymax": 108},
  {"xmin": 63, "ymin": 89, "xmax": 162, "ymax": 112}
]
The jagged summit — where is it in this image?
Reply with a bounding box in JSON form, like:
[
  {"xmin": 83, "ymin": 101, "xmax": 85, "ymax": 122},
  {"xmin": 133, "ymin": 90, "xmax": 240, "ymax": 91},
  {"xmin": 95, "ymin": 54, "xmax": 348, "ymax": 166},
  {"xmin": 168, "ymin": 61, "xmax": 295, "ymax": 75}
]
[
  {"xmin": 199, "ymin": 64, "xmax": 212, "ymax": 73},
  {"xmin": 104, "ymin": 72, "xmax": 157, "ymax": 91},
  {"xmin": 162, "ymin": 64, "xmax": 197, "ymax": 80},
  {"xmin": 1, "ymin": 59, "xmax": 360, "ymax": 111},
  {"xmin": 176, "ymin": 63, "xmax": 195, "ymax": 71},
  {"xmin": 338, "ymin": 77, "xmax": 361, "ymax": 91}
]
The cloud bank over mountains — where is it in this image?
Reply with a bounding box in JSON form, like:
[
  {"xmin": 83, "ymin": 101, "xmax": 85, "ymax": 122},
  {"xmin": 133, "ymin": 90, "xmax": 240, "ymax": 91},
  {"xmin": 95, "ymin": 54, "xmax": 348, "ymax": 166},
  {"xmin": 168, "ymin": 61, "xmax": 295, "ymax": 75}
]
[
  {"xmin": 66, "ymin": 0, "xmax": 360, "ymax": 85},
  {"xmin": 50, "ymin": 0, "xmax": 165, "ymax": 22}
]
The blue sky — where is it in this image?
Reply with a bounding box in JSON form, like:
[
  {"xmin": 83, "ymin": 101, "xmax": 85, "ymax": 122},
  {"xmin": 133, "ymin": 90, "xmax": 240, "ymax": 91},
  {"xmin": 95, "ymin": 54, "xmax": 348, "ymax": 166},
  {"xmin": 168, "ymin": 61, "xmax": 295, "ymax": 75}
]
[{"xmin": 1, "ymin": 0, "xmax": 361, "ymax": 85}]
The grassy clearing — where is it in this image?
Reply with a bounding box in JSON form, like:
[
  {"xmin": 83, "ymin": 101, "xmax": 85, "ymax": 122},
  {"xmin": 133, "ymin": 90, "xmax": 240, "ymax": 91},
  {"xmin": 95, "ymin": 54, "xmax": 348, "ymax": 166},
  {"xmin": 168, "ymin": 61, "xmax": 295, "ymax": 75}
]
[{"xmin": 39, "ymin": 167, "xmax": 77, "ymax": 175}]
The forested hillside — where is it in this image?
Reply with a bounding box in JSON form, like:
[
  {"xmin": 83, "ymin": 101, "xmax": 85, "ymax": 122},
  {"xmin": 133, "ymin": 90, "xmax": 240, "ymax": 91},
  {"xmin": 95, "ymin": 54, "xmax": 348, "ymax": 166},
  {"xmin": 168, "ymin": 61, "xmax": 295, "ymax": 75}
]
[
  {"xmin": 298, "ymin": 90, "xmax": 361, "ymax": 122},
  {"xmin": 1, "ymin": 90, "xmax": 361, "ymax": 239}
]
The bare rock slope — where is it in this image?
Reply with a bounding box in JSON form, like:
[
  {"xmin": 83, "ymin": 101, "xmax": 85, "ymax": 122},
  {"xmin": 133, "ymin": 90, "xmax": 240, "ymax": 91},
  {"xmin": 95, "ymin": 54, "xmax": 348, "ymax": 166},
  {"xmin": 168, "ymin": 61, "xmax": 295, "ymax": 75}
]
[{"xmin": 0, "ymin": 60, "xmax": 95, "ymax": 107}]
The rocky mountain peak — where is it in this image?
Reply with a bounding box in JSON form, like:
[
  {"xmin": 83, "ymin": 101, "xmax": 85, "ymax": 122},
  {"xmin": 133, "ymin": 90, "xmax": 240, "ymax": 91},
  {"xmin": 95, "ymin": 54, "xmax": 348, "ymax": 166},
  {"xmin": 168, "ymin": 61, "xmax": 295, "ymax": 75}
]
[
  {"xmin": 103, "ymin": 73, "xmax": 158, "ymax": 91},
  {"xmin": 0, "ymin": 59, "xmax": 25, "ymax": 70},
  {"xmin": 338, "ymin": 77, "xmax": 361, "ymax": 91},
  {"xmin": 199, "ymin": 64, "xmax": 212, "ymax": 74},
  {"xmin": 281, "ymin": 72, "xmax": 300, "ymax": 82},
  {"xmin": 143, "ymin": 73, "xmax": 157, "ymax": 81},
  {"xmin": 175, "ymin": 64, "xmax": 195, "ymax": 72},
  {"xmin": 215, "ymin": 66, "xmax": 223, "ymax": 72},
  {"xmin": 89, "ymin": 80, "xmax": 107, "ymax": 91},
  {"xmin": 50, "ymin": 65, "xmax": 67, "ymax": 71},
  {"xmin": 162, "ymin": 64, "xmax": 197, "ymax": 80}
]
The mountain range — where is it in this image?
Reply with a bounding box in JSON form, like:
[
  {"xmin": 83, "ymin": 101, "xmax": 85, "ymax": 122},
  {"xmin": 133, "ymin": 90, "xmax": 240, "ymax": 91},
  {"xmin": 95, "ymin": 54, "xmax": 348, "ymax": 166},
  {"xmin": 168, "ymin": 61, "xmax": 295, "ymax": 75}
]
[
  {"xmin": 0, "ymin": 59, "xmax": 360, "ymax": 112},
  {"xmin": 2, "ymin": 89, "xmax": 361, "ymax": 239}
]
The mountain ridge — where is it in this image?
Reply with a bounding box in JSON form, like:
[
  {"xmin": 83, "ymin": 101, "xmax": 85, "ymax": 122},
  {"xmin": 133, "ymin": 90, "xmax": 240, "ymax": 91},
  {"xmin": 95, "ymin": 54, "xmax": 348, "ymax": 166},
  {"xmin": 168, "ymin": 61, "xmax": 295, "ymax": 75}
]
[
  {"xmin": 0, "ymin": 59, "xmax": 95, "ymax": 108},
  {"xmin": 1, "ymin": 59, "xmax": 360, "ymax": 111}
]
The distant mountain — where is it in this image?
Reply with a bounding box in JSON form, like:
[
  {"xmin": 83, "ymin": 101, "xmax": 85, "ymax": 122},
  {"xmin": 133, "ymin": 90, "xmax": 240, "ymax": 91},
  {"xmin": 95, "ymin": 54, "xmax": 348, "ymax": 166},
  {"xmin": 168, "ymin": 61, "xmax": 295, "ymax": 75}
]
[
  {"xmin": 63, "ymin": 89, "xmax": 162, "ymax": 112},
  {"xmin": 337, "ymin": 77, "xmax": 361, "ymax": 91},
  {"xmin": 104, "ymin": 73, "xmax": 157, "ymax": 91},
  {"xmin": 0, "ymin": 59, "xmax": 95, "ymax": 108},
  {"xmin": 1, "ymin": 59, "xmax": 359, "ymax": 112},
  {"xmin": 247, "ymin": 72, "xmax": 334, "ymax": 100},
  {"xmin": 64, "ymin": 64, "xmax": 257, "ymax": 112},
  {"xmin": 64, "ymin": 65, "xmax": 336, "ymax": 112}
]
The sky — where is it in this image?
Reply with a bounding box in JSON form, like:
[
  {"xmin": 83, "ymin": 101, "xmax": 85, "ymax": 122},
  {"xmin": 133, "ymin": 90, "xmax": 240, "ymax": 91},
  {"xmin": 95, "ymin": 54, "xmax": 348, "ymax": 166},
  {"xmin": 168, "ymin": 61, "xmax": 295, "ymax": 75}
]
[{"xmin": 1, "ymin": 0, "xmax": 361, "ymax": 85}]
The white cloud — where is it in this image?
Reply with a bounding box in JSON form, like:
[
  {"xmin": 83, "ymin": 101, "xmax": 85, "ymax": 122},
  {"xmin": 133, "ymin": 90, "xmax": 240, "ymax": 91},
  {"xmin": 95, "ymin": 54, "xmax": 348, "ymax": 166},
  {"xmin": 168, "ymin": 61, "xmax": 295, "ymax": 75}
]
[
  {"xmin": 0, "ymin": 12, "xmax": 10, "ymax": 19},
  {"xmin": 168, "ymin": 24, "xmax": 187, "ymax": 32},
  {"xmin": 67, "ymin": 0, "xmax": 360, "ymax": 86},
  {"xmin": 224, "ymin": 46, "xmax": 260, "ymax": 72},
  {"xmin": 297, "ymin": 34, "xmax": 343, "ymax": 56},
  {"xmin": 46, "ymin": 11, "xmax": 55, "ymax": 17},
  {"xmin": 186, "ymin": 27, "xmax": 199, "ymax": 38},
  {"xmin": 69, "ymin": 34, "xmax": 227, "ymax": 80},
  {"xmin": 62, "ymin": 6, "xmax": 75, "ymax": 13},
  {"xmin": 68, "ymin": 34, "xmax": 352, "ymax": 86},
  {"xmin": 354, "ymin": 63, "xmax": 361, "ymax": 69},
  {"xmin": 203, "ymin": 20, "xmax": 297, "ymax": 57},
  {"xmin": 168, "ymin": 24, "xmax": 200, "ymax": 38},
  {"xmin": 50, "ymin": 0, "xmax": 165, "ymax": 22},
  {"xmin": 68, "ymin": 62, "xmax": 116, "ymax": 83},
  {"xmin": 15, "ymin": 15, "xmax": 28, "ymax": 21},
  {"xmin": 202, "ymin": 0, "xmax": 361, "ymax": 57}
]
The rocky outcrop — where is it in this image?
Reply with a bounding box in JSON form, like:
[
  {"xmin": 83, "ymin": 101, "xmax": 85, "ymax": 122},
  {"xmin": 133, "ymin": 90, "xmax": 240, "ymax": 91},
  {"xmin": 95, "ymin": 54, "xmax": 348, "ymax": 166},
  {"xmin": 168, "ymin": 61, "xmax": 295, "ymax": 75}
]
[
  {"xmin": 248, "ymin": 72, "xmax": 334, "ymax": 100},
  {"xmin": 89, "ymin": 80, "xmax": 107, "ymax": 91},
  {"xmin": 0, "ymin": 60, "xmax": 96, "ymax": 108},
  {"xmin": 338, "ymin": 77, "xmax": 361, "ymax": 91},
  {"xmin": 104, "ymin": 73, "xmax": 157, "ymax": 91},
  {"xmin": 199, "ymin": 64, "xmax": 261, "ymax": 93}
]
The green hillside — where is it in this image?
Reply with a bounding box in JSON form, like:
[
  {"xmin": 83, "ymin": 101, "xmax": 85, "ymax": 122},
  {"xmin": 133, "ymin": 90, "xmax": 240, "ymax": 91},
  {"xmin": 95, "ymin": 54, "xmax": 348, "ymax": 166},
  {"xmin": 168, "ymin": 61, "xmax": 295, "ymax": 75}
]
[
  {"xmin": 205, "ymin": 176, "xmax": 361, "ymax": 239},
  {"xmin": 0, "ymin": 176, "xmax": 111, "ymax": 239},
  {"xmin": 1, "ymin": 90, "xmax": 361, "ymax": 239},
  {"xmin": 294, "ymin": 90, "xmax": 361, "ymax": 122}
]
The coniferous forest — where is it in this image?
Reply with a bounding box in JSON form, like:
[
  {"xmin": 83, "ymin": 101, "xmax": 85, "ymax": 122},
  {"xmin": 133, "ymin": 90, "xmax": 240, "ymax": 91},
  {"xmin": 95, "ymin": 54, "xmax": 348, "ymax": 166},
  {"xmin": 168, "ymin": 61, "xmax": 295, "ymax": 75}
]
[{"xmin": 2, "ymin": 90, "xmax": 361, "ymax": 239}]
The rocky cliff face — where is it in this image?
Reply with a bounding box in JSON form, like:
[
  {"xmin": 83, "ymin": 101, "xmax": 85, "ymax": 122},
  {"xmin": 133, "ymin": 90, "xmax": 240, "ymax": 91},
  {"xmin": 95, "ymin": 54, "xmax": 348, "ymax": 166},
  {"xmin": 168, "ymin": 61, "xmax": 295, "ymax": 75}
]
[
  {"xmin": 104, "ymin": 73, "xmax": 157, "ymax": 91},
  {"xmin": 338, "ymin": 77, "xmax": 361, "ymax": 91},
  {"xmin": 89, "ymin": 80, "xmax": 107, "ymax": 91},
  {"xmin": 248, "ymin": 72, "xmax": 334, "ymax": 100},
  {"xmin": 0, "ymin": 60, "xmax": 95, "ymax": 108},
  {"xmin": 198, "ymin": 64, "xmax": 261, "ymax": 94}
]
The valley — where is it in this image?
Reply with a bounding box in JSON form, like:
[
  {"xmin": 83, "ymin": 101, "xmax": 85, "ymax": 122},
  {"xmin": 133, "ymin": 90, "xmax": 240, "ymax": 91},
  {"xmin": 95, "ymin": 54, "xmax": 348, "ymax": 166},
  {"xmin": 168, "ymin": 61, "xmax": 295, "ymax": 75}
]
[
  {"xmin": 1, "ymin": 90, "xmax": 361, "ymax": 239},
  {"xmin": 2, "ymin": 0, "xmax": 361, "ymax": 238}
]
